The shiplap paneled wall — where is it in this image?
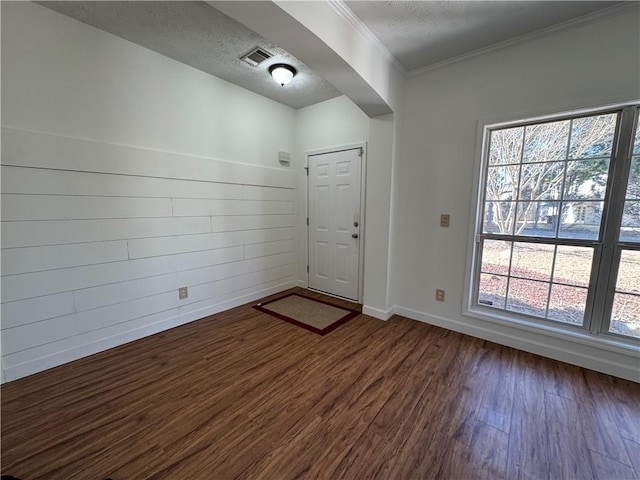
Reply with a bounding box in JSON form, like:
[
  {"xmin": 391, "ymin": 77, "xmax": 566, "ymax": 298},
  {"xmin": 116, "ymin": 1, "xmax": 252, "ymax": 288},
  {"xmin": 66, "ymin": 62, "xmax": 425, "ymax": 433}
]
[{"xmin": 1, "ymin": 128, "xmax": 297, "ymax": 381}]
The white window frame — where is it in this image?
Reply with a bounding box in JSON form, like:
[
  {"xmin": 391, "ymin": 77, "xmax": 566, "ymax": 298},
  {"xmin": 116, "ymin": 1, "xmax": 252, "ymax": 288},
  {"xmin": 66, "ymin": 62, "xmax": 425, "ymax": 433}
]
[{"xmin": 463, "ymin": 102, "xmax": 640, "ymax": 353}]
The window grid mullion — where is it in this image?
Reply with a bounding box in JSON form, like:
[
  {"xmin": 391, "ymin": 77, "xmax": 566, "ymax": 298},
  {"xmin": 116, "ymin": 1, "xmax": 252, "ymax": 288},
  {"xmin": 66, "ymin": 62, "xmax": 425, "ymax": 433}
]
[
  {"xmin": 477, "ymin": 232, "xmax": 598, "ymax": 247},
  {"xmin": 514, "ymin": 126, "xmax": 527, "ymax": 236},
  {"xmin": 474, "ymin": 131, "xmax": 497, "ymax": 309},
  {"xmin": 544, "ymin": 245, "xmax": 559, "ymax": 320},
  {"xmin": 478, "ymin": 132, "xmax": 492, "ymax": 240},
  {"xmin": 474, "ymin": 105, "xmax": 640, "ymax": 342},
  {"xmin": 554, "ymin": 119, "xmax": 573, "ymax": 238},
  {"xmin": 503, "ymin": 241, "xmax": 515, "ymax": 310},
  {"xmin": 596, "ymin": 108, "xmax": 639, "ymax": 334}
]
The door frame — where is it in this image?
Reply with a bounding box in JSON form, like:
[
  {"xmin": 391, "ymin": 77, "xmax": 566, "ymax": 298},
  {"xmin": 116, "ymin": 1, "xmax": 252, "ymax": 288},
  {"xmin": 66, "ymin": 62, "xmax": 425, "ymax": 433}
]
[{"xmin": 305, "ymin": 142, "xmax": 367, "ymax": 304}]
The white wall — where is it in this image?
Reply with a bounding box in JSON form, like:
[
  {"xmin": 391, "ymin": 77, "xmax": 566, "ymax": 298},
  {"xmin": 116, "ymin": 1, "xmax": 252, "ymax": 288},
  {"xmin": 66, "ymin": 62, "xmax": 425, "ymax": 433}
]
[
  {"xmin": 294, "ymin": 96, "xmax": 396, "ymax": 315},
  {"xmin": 391, "ymin": 8, "xmax": 640, "ymax": 380},
  {"xmin": 7, "ymin": 1, "xmax": 632, "ymax": 384},
  {"xmin": 1, "ymin": 2, "xmax": 298, "ymax": 381},
  {"xmin": 363, "ymin": 113, "xmax": 395, "ymax": 316},
  {"xmin": 294, "ymin": 96, "xmax": 369, "ymax": 284}
]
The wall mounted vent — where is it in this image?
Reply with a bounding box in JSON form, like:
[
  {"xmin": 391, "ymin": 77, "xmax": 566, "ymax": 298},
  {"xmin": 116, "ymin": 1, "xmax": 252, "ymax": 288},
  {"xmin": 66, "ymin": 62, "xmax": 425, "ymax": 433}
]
[{"xmin": 241, "ymin": 47, "xmax": 273, "ymax": 67}]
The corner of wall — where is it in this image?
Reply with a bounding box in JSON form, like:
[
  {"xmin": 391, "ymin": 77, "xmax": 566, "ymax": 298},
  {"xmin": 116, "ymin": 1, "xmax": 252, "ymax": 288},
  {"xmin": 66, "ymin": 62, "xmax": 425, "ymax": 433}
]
[{"xmin": 362, "ymin": 304, "xmax": 396, "ymax": 321}]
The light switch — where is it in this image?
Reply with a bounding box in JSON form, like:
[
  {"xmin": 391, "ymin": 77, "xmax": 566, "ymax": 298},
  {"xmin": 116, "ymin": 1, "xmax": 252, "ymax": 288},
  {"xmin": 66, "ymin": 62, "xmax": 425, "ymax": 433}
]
[{"xmin": 179, "ymin": 286, "xmax": 188, "ymax": 299}]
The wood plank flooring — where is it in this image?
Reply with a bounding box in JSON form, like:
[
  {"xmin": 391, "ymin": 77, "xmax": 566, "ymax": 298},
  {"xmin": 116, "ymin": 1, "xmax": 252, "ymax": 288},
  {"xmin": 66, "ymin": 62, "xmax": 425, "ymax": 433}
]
[{"xmin": 2, "ymin": 288, "xmax": 639, "ymax": 480}]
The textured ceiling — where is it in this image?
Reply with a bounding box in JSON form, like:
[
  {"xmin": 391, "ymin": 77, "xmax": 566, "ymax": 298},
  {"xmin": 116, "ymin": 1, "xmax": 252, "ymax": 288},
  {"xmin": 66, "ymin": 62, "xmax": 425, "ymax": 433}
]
[
  {"xmin": 37, "ymin": 1, "xmax": 626, "ymax": 108},
  {"xmin": 38, "ymin": 1, "xmax": 342, "ymax": 109},
  {"xmin": 345, "ymin": 1, "xmax": 622, "ymax": 71}
]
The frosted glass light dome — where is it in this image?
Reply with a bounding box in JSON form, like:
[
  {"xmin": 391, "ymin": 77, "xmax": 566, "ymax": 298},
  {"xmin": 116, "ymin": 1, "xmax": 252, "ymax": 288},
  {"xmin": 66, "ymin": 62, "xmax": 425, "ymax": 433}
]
[{"xmin": 269, "ymin": 64, "xmax": 296, "ymax": 86}]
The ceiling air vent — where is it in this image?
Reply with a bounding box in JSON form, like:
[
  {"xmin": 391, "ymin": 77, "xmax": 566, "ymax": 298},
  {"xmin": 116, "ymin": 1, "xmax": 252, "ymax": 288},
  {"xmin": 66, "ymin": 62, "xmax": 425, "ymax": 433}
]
[{"xmin": 241, "ymin": 47, "xmax": 273, "ymax": 67}]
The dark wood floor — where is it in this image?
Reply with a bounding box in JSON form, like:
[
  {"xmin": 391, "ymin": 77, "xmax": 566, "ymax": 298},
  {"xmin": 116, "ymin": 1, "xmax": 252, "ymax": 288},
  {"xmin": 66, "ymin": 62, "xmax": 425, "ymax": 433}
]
[{"xmin": 2, "ymin": 288, "xmax": 639, "ymax": 480}]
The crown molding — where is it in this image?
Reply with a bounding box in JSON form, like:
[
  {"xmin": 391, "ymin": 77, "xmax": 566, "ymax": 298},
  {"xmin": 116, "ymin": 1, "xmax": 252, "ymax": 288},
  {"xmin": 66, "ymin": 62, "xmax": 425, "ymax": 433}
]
[
  {"xmin": 328, "ymin": 0, "xmax": 407, "ymax": 77},
  {"xmin": 408, "ymin": 1, "xmax": 637, "ymax": 78}
]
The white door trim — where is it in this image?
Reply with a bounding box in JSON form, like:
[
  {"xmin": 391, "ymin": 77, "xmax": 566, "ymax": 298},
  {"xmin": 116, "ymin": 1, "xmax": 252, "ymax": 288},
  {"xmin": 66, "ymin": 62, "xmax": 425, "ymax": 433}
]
[{"xmin": 305, "ymin": 142, "xmax": 367, "ymax": 303}]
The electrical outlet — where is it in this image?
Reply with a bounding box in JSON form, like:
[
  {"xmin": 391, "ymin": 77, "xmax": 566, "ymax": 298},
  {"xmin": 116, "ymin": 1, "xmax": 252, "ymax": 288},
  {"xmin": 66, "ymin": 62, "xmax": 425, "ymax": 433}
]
[
  {"xmin": 440, "ymin": 214, "xmax": 450, "ymax": 228},
  {"xmin": 435, "ymin": 289, "xmax": 445, "ymax": 302},
  {"xmin": 179, "ymin": 286, "xmax": 188, "ymax": 299}
]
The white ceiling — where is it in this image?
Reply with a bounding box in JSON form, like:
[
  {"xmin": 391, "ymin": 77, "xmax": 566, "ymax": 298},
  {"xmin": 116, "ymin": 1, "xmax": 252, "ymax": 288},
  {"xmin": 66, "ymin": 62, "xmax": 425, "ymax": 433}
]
[
  {"xmin": 38, "ymin": 1, "xmax": 342, "ymax": 109},
  {"xmin": 345, "ymin": 1, "xmax": 621, "ymax": 71},
  {"xmin": 39, "ymin": 1, "xmax": 624, "ymax": 109}
]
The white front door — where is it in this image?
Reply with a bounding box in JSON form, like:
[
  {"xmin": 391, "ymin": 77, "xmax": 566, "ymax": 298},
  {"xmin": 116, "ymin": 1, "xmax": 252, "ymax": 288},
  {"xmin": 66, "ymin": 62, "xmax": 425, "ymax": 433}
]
[{"xmin": 308, "ymin": 148, "xmax": 362, "ymax": 301}]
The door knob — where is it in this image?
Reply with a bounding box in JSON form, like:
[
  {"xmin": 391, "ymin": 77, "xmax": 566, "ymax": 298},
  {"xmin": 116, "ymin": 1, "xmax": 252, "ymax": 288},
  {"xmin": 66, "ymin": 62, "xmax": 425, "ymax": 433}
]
[{"xmin": 352, "ymin": 233, "xmax": 359, "ymax": 239}]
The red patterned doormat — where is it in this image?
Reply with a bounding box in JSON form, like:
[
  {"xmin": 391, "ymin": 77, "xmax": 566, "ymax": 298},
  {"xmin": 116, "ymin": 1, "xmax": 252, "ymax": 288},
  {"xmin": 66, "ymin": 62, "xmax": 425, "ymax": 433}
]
[{"xmin": 254, "ymin": 293, "xmax": 359, "ymax": 335}]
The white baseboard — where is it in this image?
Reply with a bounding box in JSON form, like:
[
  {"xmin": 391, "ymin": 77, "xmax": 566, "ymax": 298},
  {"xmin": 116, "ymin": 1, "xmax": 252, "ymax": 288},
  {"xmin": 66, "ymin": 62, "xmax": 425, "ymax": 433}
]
[
  {"xmin": 394, "ymin": 306, "xmax": 640, "ymax": 383},
  {"xmin": 296, "ymin": 279, "xmax": 307, "ymax": 288},
  {"xmin": 4, "ymin": 281, "xmax": 296, "ymax": 382},
  {"xmin": 362, "ymin": 305, "xmax": 396, "ymax": 321},
  {"xmin": 7, "ymin": 286, "xmax": 636, "ymax": 384}
]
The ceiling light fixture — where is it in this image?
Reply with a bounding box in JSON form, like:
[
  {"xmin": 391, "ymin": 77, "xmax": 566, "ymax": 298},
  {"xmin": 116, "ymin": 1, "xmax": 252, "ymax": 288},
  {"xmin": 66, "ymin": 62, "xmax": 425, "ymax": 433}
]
[{"xmin": 269, "ymin": 63, "xmax": 297, "ymax": 86}]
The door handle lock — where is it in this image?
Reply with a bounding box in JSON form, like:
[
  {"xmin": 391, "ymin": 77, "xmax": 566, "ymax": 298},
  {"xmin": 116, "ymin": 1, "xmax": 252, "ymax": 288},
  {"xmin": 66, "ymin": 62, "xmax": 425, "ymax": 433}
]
[
  {"xmin": 352, "ymin": 233, "xmax": 359, "ymax": 239},
  {"xmin": 354, "ymin": 221, "xmax": 359, "ymax": 227}
]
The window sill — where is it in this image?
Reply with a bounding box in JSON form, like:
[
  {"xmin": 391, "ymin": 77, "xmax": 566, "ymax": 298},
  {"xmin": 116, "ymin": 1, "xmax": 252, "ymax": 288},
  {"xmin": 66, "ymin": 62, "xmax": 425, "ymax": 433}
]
[{"xmin": 463, "ymin": 305, "xmax": 640, "ymax": 357}]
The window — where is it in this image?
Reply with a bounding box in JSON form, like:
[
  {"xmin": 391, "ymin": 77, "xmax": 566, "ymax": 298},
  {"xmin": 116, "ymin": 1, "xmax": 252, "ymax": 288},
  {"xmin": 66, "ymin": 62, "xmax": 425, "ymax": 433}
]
[{"xmin": 472, "ymin": 106, "xmax": 640, "ymax": 341}]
